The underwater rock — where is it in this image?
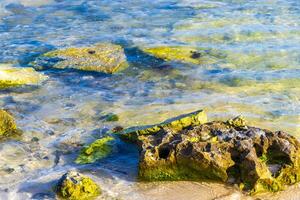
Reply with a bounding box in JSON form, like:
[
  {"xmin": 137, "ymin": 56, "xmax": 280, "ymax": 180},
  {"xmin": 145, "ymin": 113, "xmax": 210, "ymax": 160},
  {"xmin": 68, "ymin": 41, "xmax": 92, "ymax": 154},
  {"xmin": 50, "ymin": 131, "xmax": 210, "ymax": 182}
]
[
  {"xmin": 56, "ymin": 171, "xmax": 101, "ymax": 200},
  {"xmin": 119, "ymin": 113, "xmax": 300, "ymax": 194},
  {"xmin": 100, "ymin": 113, "xmax": 119, "ymax": 122},
  {"xmin": 142, "ymin": 46, "xmax": 223, "ymax": 65},
  {"xmin": 31, "ymin": 43, "xmax": 128, "ymax": 73},
  {"xmin": 0, "ymin": 64, "xmax": 48, "ymax": 89},
  {"xmin": 75, "ymin": 136, "xmax": 115, "ymax": 164},
  {"xmin": 0, "ymin": 109, "xmax": 20, "ymax": 139}
]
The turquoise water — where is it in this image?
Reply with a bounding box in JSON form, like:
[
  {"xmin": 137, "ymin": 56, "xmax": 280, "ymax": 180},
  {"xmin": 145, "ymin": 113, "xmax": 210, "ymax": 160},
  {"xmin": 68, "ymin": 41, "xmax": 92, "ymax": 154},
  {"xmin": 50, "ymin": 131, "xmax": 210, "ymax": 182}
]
[{"xmin": 0, "ymin": 0, "xmax": 299, "ymax": 199}]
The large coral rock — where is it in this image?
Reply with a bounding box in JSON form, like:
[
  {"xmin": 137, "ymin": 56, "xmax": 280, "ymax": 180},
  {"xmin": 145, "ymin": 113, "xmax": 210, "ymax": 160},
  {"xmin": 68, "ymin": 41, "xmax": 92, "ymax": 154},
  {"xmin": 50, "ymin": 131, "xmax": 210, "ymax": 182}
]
[
  {"xmin": 119, "ymin": 113, "xmax": 300, "ymax": 194},
  {"xmin": 32, "ymin": 43, "xmax": 128, "ymax": 73},
  {"xmin": 0, "ymin": 109, "xmax": 20, "ymax": 138},
  {"xmin": 56, "ymin": 171, "xmax": 101, "ymax": 200},
  {"xmin": 0, "ymin": 64, "xmax": 48, "ymax": 89}
]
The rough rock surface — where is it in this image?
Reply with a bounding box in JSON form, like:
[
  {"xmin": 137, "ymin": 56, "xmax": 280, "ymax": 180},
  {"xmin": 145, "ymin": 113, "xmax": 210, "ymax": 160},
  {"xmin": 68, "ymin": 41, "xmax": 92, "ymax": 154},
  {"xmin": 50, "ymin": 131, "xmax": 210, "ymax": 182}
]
[
  {"xmin": 119, "ymin": 113, "xmax": 300, "ymax": 194},
  {"xmin": 0, "ymin": 64, "xmax": 48, "ymax": 88},
  {"xmin": 0, "ymin": 109, "xmax": 20, "ymax": 139},
  {"xmin": 32, "ymin": 43, "xmax": 128, "ymax": 73},
  {"xmin": 56, "ymin": 171, "xmax": 101, "ymax": 200}
]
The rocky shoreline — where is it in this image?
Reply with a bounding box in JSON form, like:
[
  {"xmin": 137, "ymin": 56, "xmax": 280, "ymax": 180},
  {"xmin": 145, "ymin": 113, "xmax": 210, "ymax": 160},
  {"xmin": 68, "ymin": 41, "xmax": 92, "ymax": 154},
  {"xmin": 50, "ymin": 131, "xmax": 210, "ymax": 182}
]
[{"xmin": 0, "ymin": 43, "xmax": 299, "ymax": 199}]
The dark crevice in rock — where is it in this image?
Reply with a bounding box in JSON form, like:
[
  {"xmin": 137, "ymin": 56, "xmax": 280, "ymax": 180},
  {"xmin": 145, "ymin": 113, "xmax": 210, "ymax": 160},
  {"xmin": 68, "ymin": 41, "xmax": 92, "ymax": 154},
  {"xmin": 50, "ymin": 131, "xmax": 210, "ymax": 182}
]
[{"xmin": 158, "ymin": 146, "xmax": 171, "ymax": 159}]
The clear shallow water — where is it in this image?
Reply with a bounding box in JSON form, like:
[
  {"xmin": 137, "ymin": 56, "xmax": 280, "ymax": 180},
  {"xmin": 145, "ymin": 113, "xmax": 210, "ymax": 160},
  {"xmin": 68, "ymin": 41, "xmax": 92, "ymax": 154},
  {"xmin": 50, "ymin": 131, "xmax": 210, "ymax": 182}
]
[{"xmin": 0, "ymin": 0, "xmax": 299, "ymax": 199}]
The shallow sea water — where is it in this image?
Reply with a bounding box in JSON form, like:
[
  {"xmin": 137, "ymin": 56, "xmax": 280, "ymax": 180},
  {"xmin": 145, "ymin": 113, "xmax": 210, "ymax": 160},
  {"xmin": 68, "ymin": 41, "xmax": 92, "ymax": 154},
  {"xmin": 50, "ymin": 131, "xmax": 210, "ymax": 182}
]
[{"xmin": 0, "ymin": 0, "xmax": 299, "ymax": 199}]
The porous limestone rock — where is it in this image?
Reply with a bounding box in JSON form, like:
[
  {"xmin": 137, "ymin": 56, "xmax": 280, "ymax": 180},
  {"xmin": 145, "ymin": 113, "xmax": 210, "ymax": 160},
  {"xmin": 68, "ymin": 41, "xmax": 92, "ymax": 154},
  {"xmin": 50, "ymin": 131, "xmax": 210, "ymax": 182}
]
[
  {"xmin": 32, "ymin": 43, "xmax": 128, "ymax": 73},
  {"xmin": 119, "ymin": 113, "xmax": 300, "ymax": 194},
  {"xmin": 0, "ymin": 64, "xmax": 48, "ymax": 88},
  {"xmin": 56, "ymin": 171, "xmax": 101, "ymax": 200}
]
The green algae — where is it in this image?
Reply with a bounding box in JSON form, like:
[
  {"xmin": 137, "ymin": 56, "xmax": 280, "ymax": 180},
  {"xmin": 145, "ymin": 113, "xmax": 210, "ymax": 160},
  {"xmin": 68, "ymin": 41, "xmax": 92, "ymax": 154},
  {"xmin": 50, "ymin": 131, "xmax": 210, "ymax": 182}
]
[
  {"xmin": 33, "ymin": 43, "xmax": 128, "ymax": 74},
  {"xmin": 227, "ymin": 115, "xmax": 247, "ymax": 128},
  {"xmin": 117, "ymin": 109, "xmax": 207, "ymax": 142},
  {"xmin": 56, "ymin": 171, "xmax": 101, "ymax": 200},
  {"xmin": 75, "ymin": 136, "xmax": 115, "ymax": 164},
  {"xmin": 139, "ymin": 144, "xmax": 234, "ymax": 183}
]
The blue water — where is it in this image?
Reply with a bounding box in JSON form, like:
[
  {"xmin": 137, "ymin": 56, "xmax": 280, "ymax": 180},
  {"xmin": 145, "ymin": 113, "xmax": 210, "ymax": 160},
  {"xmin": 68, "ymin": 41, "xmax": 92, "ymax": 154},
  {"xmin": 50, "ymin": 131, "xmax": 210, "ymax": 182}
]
[{"xmin": 0, "ymin": 0, "xmax": 299, "ymax": 199}]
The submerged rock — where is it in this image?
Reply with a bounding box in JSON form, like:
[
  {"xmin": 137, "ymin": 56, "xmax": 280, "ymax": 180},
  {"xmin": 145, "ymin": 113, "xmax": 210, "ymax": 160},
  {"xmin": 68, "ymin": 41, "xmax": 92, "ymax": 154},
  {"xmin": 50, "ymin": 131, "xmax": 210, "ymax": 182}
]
[
  {"xmin": 0, "ymin": 109, "xmax": 20, "ymax": 139},
  {"xmin": 32, "ymin": 43, "xmax": 128, "ymax": 73},
  {"xmin": 142, "ymin": 46, "xmax": 224, "ymax": 65},
  {"xmin": 56, "ymin": 171, "xmax": 101, "ymax": 200},
  {"xmin": 119, "ymin": 112, "xmax": 300, "ymax": 194},
  {"xmin": 75, "ymin": 136, "xmax": 115, "ymax": 164},
  {"xmin": 0, "ymin": 64, "xmax": 48, "ymax": 89}
]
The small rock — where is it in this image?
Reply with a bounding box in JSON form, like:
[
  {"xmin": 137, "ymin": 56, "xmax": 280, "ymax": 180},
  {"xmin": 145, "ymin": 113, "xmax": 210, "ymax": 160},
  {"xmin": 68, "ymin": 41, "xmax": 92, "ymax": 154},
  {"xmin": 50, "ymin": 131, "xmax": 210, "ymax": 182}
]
[
  {"xmin": 0, "ymin": 109, "xmax": 21, "ymax": 139},
  {"xmin": 56, "ymin": 171, "xmax": 101, "ymax": 200}
]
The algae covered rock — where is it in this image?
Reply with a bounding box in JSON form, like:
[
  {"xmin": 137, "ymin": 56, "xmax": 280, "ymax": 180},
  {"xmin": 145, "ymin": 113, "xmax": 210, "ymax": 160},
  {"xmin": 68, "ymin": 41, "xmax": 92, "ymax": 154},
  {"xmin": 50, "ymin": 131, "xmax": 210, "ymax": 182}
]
[
  {"xmin": 56, "ymin": 171, "xmax": 101, "ymax": 200},
  {"xmin": 0, "ymin": 109, "xmax": 20, "ymax": 139},
  {"xmin": 119, "ymin": 112, "xmax": 300, "ymax": 194},
  {"xmin": 142, "ymin": 46, "xmax": 224, "ymax": 65},
  {"xmin": 118, "ymin": 109, "xmax": 207, "ymax": 142},
  {"xmin": 75, "ymin": 136, "xmax": 115, "ymax": 164},
  {"xmin": 0, "ymin": 64, "xmax": 48, "ymax": 89},
  {"xmin": 32, "ymin": 43, "xmax": 128, "ymax": 73}
]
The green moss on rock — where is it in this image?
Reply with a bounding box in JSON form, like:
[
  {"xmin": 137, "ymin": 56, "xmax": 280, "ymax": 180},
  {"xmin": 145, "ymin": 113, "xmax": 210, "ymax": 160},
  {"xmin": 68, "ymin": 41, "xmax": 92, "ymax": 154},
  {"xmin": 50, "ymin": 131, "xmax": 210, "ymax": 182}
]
[
  {"xmin": 56, "ymin": 171, "xmax": 101, "ymax": 200},
  {"xmin": 32, "ymin": 43, "xmax": 128, "ymax": 74},
  {"xmin": 117, "ymin": 109, "xmax": 207, "ymax": 142},
  {"xmin": 75, "ymin": 136, "xmax": 115, "ymax": 164}
]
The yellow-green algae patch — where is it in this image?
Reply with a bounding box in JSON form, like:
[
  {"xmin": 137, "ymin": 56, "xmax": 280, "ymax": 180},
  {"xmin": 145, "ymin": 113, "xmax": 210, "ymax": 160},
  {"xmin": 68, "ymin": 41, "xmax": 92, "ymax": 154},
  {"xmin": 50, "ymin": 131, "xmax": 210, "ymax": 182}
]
[
  {"xmin": 0, "ymin": 64, "xmax": 48, "ymax": 89},
  {"xmin": 0, "ymin": 109, "xmax": 21, "ymax": 139},
  {"xmin": 56, "ymin": 171, "xmax": 101, "ymax": 200},
  {"xmin": 35, "ymin": 43, "xmax": 128, "ymax": 74},
  {"xmin": 117, "ymin": 109, "xmax": 207, "ymax": 142},
  {"xmin": 142, "ymin": 46, "xmax": 221, "ymax": 65},
  {"xmin": 75, "ymin": 136, "xmax": 115, "ymax": 164}
]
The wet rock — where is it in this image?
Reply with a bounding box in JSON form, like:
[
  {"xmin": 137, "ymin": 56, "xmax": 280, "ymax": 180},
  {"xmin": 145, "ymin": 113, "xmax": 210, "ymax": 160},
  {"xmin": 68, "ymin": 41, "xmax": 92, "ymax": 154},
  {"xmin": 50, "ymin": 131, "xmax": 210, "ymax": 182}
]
[
  {"xmin": 56, "ymin": 171, "xmax": 101, "ymax": 200},
  {"xmin": 119, "ymin": 113, "xmax": 300, "ymax": 194},
  {"xmin": 0, "ymin": 109, "xmax": 20, "ymax": 139},
  {"xmin": 118, "ymin": 109, "xmax": 207, "ymax": 142},
  {"xmin": 75, "ymin": 136, "xmax": 115, "ymax": 164},
  {"xmin": 142, "ymin": 46, "xmax": 223, "ymax": 65},
  {"xmin": 100, "ymin": 113, "xmax": 119, "ymax": 122},
  {"xmin": 0, "ymin": 64, "xmax": 48, "ymax": 89},
  {"xmin": 31, "ymin": 43, "xmax": 128, "ymax": 74}
]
